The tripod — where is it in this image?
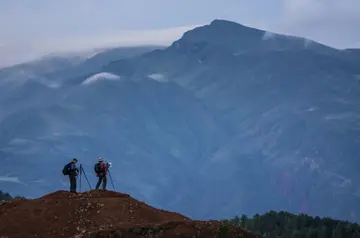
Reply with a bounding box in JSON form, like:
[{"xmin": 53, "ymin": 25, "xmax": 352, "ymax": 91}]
[
  {"xmin": 79, "ymin": 164, "xmax": 92, "ymax": 192},
  {"xmin": 107, "ymin": 168, "xmax": 116, "ymax": 191}
]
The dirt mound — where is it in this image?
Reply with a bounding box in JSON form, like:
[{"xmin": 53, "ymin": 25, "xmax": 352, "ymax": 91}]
[
  {"xmin": 0, "ymin": 190, "xmax": 259, "ymax": 238},
  {"xmin": 87, "ymin": 220, "xmax": 259, "ymax": 238},
  {"xmin": 41, "ymin": 189, "xmax": 130, "ymax": 199}
]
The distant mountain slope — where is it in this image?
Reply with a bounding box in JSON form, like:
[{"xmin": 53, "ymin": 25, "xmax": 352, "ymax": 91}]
[
  {"xmin": 0, "ymin": 19, "xmax": 359, "ymax": 224},
  {"xmin": 0, "ymin": 45, "xmax": 162, "ymax": 117},
  {"xmin": 0, "ymin": 55, "xmax": 82, "ymax": 88},
  {"xmin": 40, "ymin": 45, "xmax": 164, "ymax": 84},
  {"xmin": 102, "ymin": 20, "xmax": 360, "ymax": 221},
  {"xmin": 0, "ymin": 45, "xmax": 162, "ymax": 87}
]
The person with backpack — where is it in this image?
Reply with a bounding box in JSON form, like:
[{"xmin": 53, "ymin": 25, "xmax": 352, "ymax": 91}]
[
  {"xmin": 94, "ymin": 157, "xmax": 108, "ymax": 190},
  {"xmin": 62, "ymin": 158, "xmax": 79, "ymax": 193}
]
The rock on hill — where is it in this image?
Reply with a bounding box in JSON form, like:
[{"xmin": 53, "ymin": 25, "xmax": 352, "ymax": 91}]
[{"xmin": 0, "ymin": 190, "xmax": 259, "ymax": 238}]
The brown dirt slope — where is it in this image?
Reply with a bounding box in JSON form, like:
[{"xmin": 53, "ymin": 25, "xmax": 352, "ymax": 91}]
[{"xmin": 0, "ymin": 190, "xmax": 260, "ymax": 238}]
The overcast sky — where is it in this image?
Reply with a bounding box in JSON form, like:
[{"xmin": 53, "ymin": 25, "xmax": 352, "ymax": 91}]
[{"xmin": 0, "ymin": 0, "xmax": 359, "ymax": 67}]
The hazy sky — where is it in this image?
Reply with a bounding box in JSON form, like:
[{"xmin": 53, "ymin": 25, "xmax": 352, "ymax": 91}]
[{"xmin": 0, "ymin": 0, "xmax": 359, "ymax": 67}]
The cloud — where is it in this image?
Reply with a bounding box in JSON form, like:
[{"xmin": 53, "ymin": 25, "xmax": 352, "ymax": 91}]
[
  {"xmin": 281, "ymin": 0, "xmax": 360, "ymax": 21},
  {"xmin": 0, "ymin": 176, "xmax": 27, "ymax": 185},
  {"xmin": 82, "ymin": 72, "xmax": 121, "ymax": 85},
  {"xmin": 57, "ymin": 25, "xmax": 199, "ymax": 50},
  {"xmin": 0, "ymin": 25, "xmax": 199, "ymax": 67},
  {"xmin": 354, "ymin": 42, "xmax": 360, "ymax": 48},
  {"xmin": 273, "ymin": 0, "xmax": 360, "ymax": 48},
  {"xmin": 262, "ymin": 31, "xmax": 276, "ymax": 40},
  {"xmin": 148, "ymin": 73, "xmax": 169, "ymax": 83}
]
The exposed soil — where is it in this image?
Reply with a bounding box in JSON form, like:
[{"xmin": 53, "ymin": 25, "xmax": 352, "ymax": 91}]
[{"xmin": 0, "ymin": 190, "xmax": 260, "ymax": 238}]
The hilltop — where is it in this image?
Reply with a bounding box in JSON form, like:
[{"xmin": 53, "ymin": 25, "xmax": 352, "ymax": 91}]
[{"xmin": 0, "ymin": 190, "xmax": 259, "ymax": 238}]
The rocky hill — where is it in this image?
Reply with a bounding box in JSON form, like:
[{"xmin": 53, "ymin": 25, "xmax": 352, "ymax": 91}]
[{"xmin": 0, "ymin": 190, "xmax": 259, "ymax": 238}]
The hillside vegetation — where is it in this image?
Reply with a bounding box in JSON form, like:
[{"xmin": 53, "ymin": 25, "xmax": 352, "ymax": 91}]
[
  {"xmin": 0, "ymin": 190, "xmax": 13, "ymax": 201},
  {"xmin": 224, "ymin": 211, "xmax": 360, "ymax": 238}
]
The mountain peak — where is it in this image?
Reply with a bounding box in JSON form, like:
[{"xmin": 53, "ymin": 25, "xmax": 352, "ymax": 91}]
[
  {"xmin": 168, "ymin": 19, "xmax": 264, "ymax": 54},
  {"xmin": 170, "ymin": 19, "xmax": 333, "ymax": 53},
  {"xmin": 209, "ymin": 19, "xmax": 246, "ymax": 27},
  {"xmin": 178, "ymin": 19, "xmax": 262, "ymax": 44}
]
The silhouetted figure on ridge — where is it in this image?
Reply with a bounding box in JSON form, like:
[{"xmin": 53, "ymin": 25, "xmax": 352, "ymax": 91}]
[
  {"xmin": 62, "ymin": 158, "xmax": 79, "ymax": 193},
  {"xmin": 94, "ymin": 157, "xmax": 108, "ymax": 190}
]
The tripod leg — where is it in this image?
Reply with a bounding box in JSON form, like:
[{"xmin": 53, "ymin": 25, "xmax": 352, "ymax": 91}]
[
  {"xmin": 108, "ymin": 170, "xmax": 115, "ymax": 190},
  {"xmin": 79, "ymin": 165, "xmax": 82, "ymax": 192},
  {"xmin": 82, "ymin": 167, "xmax": 92, "ymax": 190}
]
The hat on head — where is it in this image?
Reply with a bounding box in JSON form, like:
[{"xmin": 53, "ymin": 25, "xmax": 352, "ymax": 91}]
[{"xmin": 98, "ymin": 157, "xmax": 104, "ymax": 162}]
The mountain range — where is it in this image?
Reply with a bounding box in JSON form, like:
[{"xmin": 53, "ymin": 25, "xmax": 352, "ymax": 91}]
[{"xmin": 0, "ymin": 19, "xmax": 359, "ymax": 223}]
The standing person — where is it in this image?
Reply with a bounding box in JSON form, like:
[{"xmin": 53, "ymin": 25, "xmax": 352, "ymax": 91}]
[
  {"xmin": 94, "ymin": 157, "xmax": 108, "ymax": 190},
  {"xmin": 62, "ymin": 158, "xmax": 79, "ymax": 193}
]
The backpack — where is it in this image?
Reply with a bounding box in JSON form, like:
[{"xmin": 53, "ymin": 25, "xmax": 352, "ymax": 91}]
[
  {"xmin": 62, "ymin": 162, "xmax": 71, "ymax": 175},
  {"xmin": 94, "ymin": 163, "xmax": 102, "ymax": 174}
]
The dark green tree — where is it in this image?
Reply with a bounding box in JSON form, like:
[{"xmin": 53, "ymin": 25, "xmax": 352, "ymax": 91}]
[
  {"xmin": 0, "ymin": 190, "xmax": 13, "ymax": 200},
  {"xmin": 240, "ymin": 214, "xmax": 248, "ymax": 228},
  {"xmin": 232, "ymin": 215, "xmax": 240, "ymax": 226},
  {"xmin": 351, "ymin": 231, "xmax": 360, "ymax": 238}
]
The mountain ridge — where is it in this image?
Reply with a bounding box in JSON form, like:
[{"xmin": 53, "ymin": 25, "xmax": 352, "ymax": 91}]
[
  {"xmin": 103, "ymin": 19, "xmax": 355, "ymax": 81},
  {"xmin": 168, "ymin": 19, "xmax": 336, "ymax": 55}
]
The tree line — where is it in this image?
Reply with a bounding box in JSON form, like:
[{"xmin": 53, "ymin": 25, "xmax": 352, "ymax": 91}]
[
  {"xmin": 0, "ymin": 190, "xmax": 24, "ymax": 201},
  {"xmin": 222, "ymin": 210, "xmax": 360, "ymax": 238}
]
